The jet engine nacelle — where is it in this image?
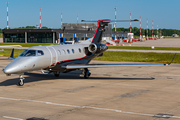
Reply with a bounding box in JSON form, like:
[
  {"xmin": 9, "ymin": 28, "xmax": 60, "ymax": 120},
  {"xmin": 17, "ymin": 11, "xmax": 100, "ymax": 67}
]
[{"xmin": 88, "ymin": 43, "xmax": 108, "ymax": 54}]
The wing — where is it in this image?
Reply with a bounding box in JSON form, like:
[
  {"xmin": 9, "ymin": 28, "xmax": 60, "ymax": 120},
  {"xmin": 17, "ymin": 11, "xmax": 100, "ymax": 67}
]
[
  {"xmin": 62, "ymin": 53, "xmax": 176, "ymax": 69},
  {"xmin": 61, "ymin": 53, "xmax": 176, "ymax": 69},
  {"xmin": 62, "ymin": 63, "xmax": 169, "ymax": 69}
]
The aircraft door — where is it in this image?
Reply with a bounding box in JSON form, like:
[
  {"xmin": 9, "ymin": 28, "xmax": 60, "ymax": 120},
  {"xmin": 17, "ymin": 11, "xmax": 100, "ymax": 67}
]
[{"xmin": 46, "ymin": 46, "xmax": 58, "ymax": 66}]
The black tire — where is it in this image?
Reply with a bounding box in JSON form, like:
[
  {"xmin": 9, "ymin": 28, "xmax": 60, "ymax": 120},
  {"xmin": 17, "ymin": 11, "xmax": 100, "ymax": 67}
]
[
  {"xmin": 54, "ymin": 74, "xmax": 60, "ymax": 77},
  {"xmin": 18, "ymin": 80, "xmax": 24, "ymax": 86},
  {"xmin": 84, "ymin": 72, "xmax": 91, "ymax": 79}
]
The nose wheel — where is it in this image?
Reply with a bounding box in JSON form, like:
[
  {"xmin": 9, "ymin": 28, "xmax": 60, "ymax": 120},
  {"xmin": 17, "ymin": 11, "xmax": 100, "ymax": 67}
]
[
  {"xmin": 84, "ymin": 68, "xmax": 91, "ymax": 79},
  {"xmin": 18, "ymin": 75, "xmax": 25, "ymax": 86}
]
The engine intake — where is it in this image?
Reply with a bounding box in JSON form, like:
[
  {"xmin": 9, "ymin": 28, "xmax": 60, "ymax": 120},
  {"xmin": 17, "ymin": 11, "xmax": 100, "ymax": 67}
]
[{"xmin": 88, "ymin": 43, "xmax": 108, "ymax": 54}]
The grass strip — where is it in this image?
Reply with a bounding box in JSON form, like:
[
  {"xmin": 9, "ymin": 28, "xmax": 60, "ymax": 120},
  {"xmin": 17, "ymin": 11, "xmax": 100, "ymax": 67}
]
[
  {"xmin": 94, "ymin": 51, "xmax": 180, "ymax": 63},
  {"xmin": 0, "ymin": 33, "xmax": 2, "ymax": 38},
  {"xmin": 0, "ymin": 49, "xmax": 25, "ymax": 57}
]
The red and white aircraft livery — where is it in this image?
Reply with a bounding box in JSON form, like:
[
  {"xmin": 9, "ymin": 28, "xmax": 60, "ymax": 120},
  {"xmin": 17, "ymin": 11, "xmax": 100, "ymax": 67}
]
[{"xmin": 3, "ymin": 19, "xmax": 173, "ymax": 86}]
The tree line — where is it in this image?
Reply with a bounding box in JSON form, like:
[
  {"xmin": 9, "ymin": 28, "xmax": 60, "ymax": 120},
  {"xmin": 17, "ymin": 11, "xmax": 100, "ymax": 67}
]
[
  {"xmin": 112, "ymin": 27, "xmax": 180, "ymax": 36},
  {"xmin": 1, "ymin": 26, "xmax": 50, "ymax": 31}
]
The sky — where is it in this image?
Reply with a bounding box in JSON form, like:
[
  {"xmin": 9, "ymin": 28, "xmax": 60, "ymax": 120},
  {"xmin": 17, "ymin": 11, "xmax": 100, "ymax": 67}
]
[{"xmin": 0, "ymin": 0, "xmax": 180, "ymax": 29}]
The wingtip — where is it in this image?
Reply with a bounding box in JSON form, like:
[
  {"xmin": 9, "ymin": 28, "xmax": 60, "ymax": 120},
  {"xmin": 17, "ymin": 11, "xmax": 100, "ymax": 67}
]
[{"xmin": 133, "ymin": 19, "xmax": 139, "ymax": 21}]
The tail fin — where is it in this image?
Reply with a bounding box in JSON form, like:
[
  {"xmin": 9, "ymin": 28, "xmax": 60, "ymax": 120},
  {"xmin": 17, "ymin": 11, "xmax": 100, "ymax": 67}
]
[{"xmin": 81, "ymin": 19, "xmax": 138, "ymax": 43}]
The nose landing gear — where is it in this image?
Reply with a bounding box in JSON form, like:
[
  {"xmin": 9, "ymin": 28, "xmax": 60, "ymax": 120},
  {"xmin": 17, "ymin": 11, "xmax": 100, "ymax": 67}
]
[
  {"xmin": 84, "ymin": 68, "xmax": 91, "ymax": 79},
  {"xmin": 18, "ymin": 75, "xmax": 25, "ymax": 86}
]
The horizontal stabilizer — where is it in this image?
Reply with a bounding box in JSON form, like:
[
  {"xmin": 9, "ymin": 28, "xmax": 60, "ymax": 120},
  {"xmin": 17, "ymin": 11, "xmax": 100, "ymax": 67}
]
[{"xmin": 81, "ymin": 19, "xmax": 139, "ymax": 23}]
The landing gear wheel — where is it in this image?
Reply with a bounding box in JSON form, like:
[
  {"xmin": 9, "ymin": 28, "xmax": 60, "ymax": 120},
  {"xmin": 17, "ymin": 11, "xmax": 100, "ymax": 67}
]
[
  {"xmin": 54, "ymin": 72, "xmax": 60, "ymax": 77},
  {"xmin": 84, "ymin": 68, "xmax": 91, "ymax": 79},
  {"xmin": 54, "ymin": 74, "xmax": 60, "ymax": 77},
  {"xmin": 18, "ymin": 79, "xmax": 24, "ymax": 86},
  {"xmin": 18, "ymin": 75, "xmax": 25, "ymax": 86}
]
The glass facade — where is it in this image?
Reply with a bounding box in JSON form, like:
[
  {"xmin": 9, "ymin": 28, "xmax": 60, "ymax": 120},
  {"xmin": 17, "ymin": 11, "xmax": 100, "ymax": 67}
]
[
  {"xmin": 3, "ymin": 29, "xmax": 97, "ymax": 43},
  {"xmin": 4, "ymin": 32, "xmax": 53, "ymax": 43},
  {"xmin": 27, "ymin": 33, "xmax": 53, "ymax": 43},
  {"xmin": 4, "ymin": 33, "xmax": 25, "ymax": 43}
]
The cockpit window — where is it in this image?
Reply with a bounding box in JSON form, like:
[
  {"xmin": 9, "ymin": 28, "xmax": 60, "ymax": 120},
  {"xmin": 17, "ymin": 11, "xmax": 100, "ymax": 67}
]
[
  {"xmin": 24, "ymin": 50, "xmax": 36, "ymax": 56},
  {"xmin": 37, "ymin": 50, "xmax": 44, "ymax": 56},
  {"xmin": 19, "ymin": 49, "xmax": 28, "ymax": 56}
]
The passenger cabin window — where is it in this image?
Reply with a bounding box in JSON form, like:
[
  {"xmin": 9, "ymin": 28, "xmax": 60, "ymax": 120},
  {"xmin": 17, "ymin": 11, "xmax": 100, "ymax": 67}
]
[
  {"xmin": 72, "ymin": 49, "xmax": 75, "ymax": 53},
  {"xmin": 24, "ymin": 50, "xmax": 36, "ymax": 56},
  {"xmin": 37, "ymin": 50, "xmax": 44, "ymax": 56},
  {"xmin": 78, "ymin": 48, "xmax": 81, "ymax": 53},
  {"xmin": 67, "ymin": 49, "xmax": 70, "ymax": 54}
]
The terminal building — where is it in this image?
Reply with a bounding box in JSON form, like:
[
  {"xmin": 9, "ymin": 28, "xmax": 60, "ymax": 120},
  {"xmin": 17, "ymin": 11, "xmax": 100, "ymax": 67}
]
[{"xmin": 2, "ymin": 23, "xmax": 128, "ymax": 43}]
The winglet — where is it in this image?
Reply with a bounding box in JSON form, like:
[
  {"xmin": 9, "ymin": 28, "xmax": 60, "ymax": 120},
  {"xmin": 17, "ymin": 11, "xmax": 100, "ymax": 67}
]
[
  {"xmin": 8, "ymin": 48, "xmax": 16, "ymax": 59},
  {"xmin": 169, "ymin": 53, "xmax": 176, "ymax": 65},
  {"xmin": 164, "ymin": 53, "xmax": 176, "ymax": 66}
]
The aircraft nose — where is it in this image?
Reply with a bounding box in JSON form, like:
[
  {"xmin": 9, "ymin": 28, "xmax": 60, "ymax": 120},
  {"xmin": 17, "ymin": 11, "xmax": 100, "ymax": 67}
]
[
  {"xmin": 3, "ymin": 64, "xmax": 21, "ymax": 74},
  {"xmin": 3, "ymin": 67, "xmax": 14, "ymax": 74}
]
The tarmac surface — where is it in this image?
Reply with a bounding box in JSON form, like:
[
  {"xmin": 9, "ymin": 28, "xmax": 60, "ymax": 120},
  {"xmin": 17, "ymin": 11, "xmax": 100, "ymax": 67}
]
[
  {"xmin": 0, "ymin": 57, "xmax": 180, "ymax": 120},
  {"xmin": 132, "ymin": 38, "xmax": 180, "ymax": 47}
]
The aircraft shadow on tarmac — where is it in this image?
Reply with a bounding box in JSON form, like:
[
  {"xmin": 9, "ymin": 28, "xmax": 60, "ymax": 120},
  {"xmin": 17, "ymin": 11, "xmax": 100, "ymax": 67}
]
[
  {"xmin": 0, "ymin": 72, "xmax": 155, "ymax": 86},
  {"xmin": 26, "ymin": 117, "xmax": 48, "ymax": 120}
]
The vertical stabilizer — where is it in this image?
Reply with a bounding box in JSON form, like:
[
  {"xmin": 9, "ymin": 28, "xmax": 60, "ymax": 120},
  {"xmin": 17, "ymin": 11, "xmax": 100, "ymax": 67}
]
[{"xmin": 91, "ymin": 19, "xmax": 110, "ymax": 43}]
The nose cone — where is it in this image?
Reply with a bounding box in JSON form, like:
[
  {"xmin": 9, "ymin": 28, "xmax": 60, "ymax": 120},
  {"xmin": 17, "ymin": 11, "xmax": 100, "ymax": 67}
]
[
  {"xmin": 3, "ymin": 64, "xmax": 21, "ymax": 74},
  {"xmin": 3, "ymin": 57, "xmax": 23, "ymax": 74}
]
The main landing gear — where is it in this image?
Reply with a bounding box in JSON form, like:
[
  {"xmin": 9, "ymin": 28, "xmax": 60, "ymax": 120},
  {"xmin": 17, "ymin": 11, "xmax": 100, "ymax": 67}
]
[
  {"xmin": 18, "ymin": 75, "xmax": 25, "ymax": 86},
  {"xmin": 84, "ymin": 68, "xmax": 91, "ymax": 79}
]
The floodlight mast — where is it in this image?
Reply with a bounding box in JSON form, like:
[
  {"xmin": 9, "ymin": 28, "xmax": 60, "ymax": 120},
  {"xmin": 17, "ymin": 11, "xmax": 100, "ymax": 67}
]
[
  {"xmin": 40, "ymin": 8, "xmax": 41, "ymax": 29},
  {"xmin": 7, "ymin": 2, "xmax": 9, "ymax": 29},
  {"xmin": 114, "ymin": 7, "xmax": 117, "ymax": 40}
]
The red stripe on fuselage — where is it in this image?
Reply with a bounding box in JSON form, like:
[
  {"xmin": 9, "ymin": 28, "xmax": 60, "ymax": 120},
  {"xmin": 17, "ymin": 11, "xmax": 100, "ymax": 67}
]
[{"xmin": 44, "ymin": 55, "xmax": 87, "ymax": 69}]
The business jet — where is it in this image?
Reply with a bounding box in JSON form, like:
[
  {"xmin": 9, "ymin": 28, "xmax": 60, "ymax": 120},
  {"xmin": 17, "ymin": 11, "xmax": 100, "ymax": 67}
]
[{"xmin": 3, "ymin": 19, "xmax": 174, "ymax": 86}]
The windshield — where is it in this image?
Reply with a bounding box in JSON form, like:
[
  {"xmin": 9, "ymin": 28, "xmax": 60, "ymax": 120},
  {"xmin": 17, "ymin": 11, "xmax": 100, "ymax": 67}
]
[
  {"xmin": 19, "ymin": 49, "xmax": 28, "ymax": 56},
  {"xmin": 24, "ymin": 50, "xmax": 36, "ymax": 56},
  {"xmin": 19, "ymin": 49, "xmax": 44, "ymax": 57}
]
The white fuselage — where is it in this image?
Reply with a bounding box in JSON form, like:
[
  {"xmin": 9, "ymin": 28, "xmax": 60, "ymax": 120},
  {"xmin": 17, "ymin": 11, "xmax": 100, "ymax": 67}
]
[{"xmin": 3, "ymin": 43, "xmax": 89, "ymax": 74}]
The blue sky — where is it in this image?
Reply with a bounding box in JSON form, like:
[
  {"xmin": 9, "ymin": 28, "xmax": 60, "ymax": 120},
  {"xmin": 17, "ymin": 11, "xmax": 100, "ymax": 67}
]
[{"xmin": 0, "ymin": 0, "xmax": 180, "ymax": 29}]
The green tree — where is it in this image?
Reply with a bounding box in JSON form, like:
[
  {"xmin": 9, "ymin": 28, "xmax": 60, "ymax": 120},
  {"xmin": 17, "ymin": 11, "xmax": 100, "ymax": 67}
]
[{"xmin": 41, "ymin": 26, "xmax": 49, "ymax": 29}]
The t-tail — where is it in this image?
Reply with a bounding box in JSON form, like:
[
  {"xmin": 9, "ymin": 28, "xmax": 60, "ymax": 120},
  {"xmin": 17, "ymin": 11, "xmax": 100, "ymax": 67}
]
[{"xmin": 81, "ymin": 19, "xmax": 138, "ymax": 43}]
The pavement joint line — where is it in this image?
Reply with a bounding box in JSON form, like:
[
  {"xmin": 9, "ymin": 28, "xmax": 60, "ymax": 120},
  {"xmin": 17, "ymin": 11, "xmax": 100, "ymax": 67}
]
[
  {"xmin": 1, "ymin": 96, "xmax": 180, "ymax": 119},
  {"xmin": 2, "ymin": 116, "xmax": 24, "ymax": 120}
]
